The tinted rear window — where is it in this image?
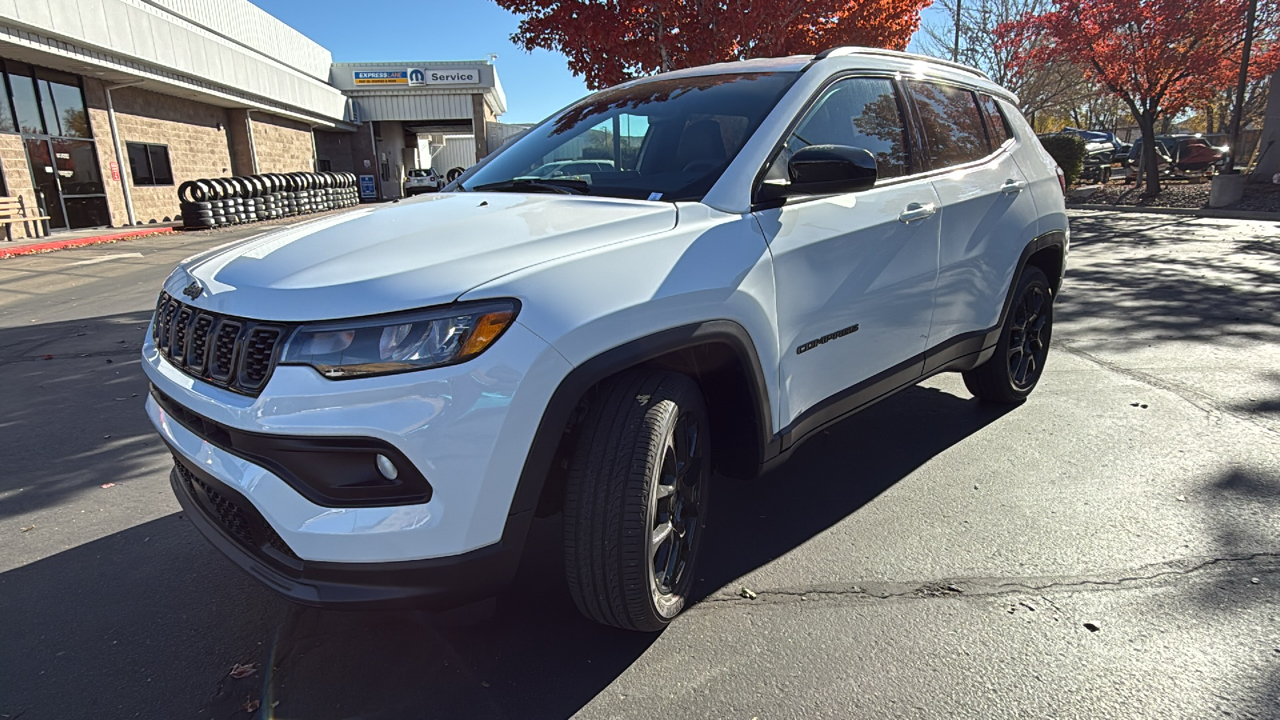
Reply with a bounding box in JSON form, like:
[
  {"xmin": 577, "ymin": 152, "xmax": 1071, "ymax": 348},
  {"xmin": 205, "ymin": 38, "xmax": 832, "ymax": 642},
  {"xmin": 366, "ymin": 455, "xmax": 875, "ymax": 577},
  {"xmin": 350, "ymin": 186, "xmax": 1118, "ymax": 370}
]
[
  {"xmin": 978, "ymin": 94, "xmax": 1012, "ymax": 146},
  {"xmin": 908, "ymin": 81, "xmax": 989, "ymax": 168}
]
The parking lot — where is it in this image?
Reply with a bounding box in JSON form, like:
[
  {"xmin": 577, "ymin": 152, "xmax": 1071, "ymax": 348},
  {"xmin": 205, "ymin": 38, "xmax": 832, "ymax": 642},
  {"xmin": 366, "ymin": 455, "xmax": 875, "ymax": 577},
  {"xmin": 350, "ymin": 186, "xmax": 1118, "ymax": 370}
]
[{"xmin": 2, "ymin": 210, "xmax": 1278, "ymax": 719}]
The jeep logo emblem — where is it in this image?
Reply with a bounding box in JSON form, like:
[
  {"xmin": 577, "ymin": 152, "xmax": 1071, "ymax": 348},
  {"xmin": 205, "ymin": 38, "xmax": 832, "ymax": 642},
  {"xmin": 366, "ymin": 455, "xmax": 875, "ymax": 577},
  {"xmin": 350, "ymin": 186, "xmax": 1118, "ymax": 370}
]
[{"xmin": 181, "ymin": 281, "xmax": 202, "ymax": 300}]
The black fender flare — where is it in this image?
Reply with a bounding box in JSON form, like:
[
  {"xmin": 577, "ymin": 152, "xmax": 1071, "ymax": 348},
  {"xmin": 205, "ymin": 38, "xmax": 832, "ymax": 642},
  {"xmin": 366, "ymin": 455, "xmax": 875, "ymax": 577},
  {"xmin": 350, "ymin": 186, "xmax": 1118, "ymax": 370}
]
[{"xmin": 506, "ymin": 320, "xmax": 774, "ymax": 520}]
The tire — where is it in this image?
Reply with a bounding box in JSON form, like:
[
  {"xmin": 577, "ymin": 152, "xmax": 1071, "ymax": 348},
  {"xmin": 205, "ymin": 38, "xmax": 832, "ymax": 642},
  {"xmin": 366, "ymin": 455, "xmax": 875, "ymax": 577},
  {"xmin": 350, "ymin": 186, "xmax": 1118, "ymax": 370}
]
[
  {"xmin": 563, "ymin": 370, "xmax": 710, "ymax": 632},
  {"xmin": 447, "ymin": 167, "xmax": 464, "ymax": 183},
  {"xmin": 962, "ymin": 265, "xmax": 1053, "ymax": 404}
]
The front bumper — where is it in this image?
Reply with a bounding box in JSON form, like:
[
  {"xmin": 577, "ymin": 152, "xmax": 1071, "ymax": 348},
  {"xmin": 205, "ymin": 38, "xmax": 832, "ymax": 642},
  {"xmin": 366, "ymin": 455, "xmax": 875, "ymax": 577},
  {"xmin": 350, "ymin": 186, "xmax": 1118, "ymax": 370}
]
[
  {"xmin": 167, "ymin": 450, "xmax": 529, "ymax": 608},
  {"xmin": 143, "ymin": 319, "xmax": 573, "ymax": 566}
]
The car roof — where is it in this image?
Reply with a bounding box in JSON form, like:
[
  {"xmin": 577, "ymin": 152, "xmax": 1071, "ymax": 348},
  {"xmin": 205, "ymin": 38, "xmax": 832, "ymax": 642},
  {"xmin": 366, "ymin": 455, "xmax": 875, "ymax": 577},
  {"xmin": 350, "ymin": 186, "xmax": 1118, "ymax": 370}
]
[{"xmin": 618, "ymin": 47, "xmax": 1016, "ymax": 104}]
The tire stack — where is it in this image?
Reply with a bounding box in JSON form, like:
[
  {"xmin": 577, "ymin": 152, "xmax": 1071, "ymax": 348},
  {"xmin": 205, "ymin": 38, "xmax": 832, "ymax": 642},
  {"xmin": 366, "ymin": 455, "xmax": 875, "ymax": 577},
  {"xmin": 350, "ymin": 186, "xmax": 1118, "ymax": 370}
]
[{"xmin": 178, "ymin": 172, "xmax": 359, "ymax": 231}]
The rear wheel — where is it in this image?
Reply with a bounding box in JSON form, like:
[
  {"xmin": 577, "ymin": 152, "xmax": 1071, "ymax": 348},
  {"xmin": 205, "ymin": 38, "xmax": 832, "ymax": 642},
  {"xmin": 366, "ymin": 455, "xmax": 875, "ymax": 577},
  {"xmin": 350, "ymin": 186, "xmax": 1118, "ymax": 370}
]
[
  {"xmin": 963, "ymin": 265, "xmax": 1053, "ymax": 404},
  {"xmin": 563, "ymin": 370, "xmax": 709, "ymax": 632}
]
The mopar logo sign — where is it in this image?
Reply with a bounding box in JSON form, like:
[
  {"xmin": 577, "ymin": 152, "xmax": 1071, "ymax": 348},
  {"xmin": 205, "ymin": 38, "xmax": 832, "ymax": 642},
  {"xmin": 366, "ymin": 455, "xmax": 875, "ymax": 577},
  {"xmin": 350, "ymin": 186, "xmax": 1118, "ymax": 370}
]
[{"xmin": 408, "ymin": 69, "xmax": 425, "ymax": 86}]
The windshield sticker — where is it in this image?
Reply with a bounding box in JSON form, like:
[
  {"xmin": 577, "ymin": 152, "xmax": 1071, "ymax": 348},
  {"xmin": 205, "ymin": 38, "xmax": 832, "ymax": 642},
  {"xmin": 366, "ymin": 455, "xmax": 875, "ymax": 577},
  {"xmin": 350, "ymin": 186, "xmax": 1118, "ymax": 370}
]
[{"xmin": 648, "ymin": 192, "xmax": 663, "ymax": 201}]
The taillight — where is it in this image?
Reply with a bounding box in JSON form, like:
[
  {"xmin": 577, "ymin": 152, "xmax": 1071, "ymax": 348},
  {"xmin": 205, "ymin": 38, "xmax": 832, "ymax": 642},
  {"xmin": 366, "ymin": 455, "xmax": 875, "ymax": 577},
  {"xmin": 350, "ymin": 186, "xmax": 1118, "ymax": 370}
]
[{"xmin": 1056, "ymin": 166, "xmax": 1067, "ymax": 195}]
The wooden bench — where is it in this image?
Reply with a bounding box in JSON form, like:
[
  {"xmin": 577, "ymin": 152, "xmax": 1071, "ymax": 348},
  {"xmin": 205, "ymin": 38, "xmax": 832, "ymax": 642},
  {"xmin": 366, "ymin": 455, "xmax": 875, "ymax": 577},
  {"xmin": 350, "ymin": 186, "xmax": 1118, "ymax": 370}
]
[{"xmin": 0, "ymin": 195, "xmax": 50, "ymax": 241}]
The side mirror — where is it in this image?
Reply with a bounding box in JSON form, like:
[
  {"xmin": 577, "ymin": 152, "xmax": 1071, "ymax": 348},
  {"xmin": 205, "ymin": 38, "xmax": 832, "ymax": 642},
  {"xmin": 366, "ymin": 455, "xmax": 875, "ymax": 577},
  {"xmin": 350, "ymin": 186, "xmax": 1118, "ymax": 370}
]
[{"xmin": 788, "ymin": 145, "xmax": 878, "ymax": 195}]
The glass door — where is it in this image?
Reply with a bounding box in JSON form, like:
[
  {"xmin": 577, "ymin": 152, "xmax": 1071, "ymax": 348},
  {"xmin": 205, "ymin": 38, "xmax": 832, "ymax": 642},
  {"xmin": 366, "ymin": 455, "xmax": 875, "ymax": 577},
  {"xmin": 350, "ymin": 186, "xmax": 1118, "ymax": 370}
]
[{"xmin": 25, "ymin": 137, "xmax": 66, "ymax": 230}]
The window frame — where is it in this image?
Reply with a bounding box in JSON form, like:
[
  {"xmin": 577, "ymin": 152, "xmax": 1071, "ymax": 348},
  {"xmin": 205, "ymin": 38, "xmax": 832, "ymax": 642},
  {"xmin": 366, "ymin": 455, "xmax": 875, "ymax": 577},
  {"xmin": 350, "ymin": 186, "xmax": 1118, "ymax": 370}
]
[
  {"xmin": 751, "ymin": 71, "xmax": 921, "ymax": 208},
  {"xmin": 126, "ymin": 141, "xmax": 174, "ymax": 187}
]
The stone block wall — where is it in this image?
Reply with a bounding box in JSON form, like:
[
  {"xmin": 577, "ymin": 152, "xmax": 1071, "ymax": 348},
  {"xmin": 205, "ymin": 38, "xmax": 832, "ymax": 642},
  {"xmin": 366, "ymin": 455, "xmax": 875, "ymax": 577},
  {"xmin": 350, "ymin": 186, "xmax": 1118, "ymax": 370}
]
[
  {"xmin": 96, "ymin": 83, "xmax": 235, "ymax": 225},
  {"xmin": 250, "ymin": 112, "xmax": 314, "ymax": 174},
  {"xmin": 0, "ymin": 133, "xmax": 41, "ymax": 239}
]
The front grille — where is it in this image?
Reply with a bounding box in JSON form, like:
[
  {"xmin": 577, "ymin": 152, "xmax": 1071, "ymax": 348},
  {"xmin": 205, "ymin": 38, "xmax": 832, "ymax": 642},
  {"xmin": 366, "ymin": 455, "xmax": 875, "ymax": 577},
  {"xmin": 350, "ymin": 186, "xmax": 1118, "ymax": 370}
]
[
  {"xmin": 152, "ymin": 292, "xmax": 292, "ymax": 396},
  {"xmin": 173, "ymin": 457, "xmax": 301, "ymax": 564}
]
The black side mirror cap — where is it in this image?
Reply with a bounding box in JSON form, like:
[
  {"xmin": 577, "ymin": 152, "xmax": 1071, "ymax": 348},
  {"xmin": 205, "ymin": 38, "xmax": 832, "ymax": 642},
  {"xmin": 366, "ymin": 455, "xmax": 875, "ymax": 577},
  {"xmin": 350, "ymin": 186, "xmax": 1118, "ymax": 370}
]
[{"xmin": 788, "ymin": 145, "xmax": 878, "ymax": 195}]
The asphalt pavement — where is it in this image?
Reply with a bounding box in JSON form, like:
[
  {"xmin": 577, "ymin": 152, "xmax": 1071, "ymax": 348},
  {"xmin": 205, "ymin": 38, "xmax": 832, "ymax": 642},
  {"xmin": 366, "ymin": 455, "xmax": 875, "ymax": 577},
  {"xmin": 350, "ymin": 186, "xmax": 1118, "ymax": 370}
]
[{"xmin": 1, "ymin": 210, "xmax": 1278, "ymax": 719}]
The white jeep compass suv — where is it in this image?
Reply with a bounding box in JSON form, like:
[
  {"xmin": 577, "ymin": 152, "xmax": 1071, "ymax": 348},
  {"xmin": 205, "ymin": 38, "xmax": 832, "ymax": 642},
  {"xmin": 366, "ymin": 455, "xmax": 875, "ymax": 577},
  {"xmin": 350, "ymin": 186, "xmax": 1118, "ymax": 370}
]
[{"xmin": 145, "ymin": 48, "xmax": 1067, "ymax": 631}]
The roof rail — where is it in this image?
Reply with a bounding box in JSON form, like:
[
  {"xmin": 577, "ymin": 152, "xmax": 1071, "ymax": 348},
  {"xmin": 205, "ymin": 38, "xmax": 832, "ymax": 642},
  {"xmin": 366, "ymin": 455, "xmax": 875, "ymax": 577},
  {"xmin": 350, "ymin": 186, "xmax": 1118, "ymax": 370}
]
[{"xmin": 813, "ymin": 47, "xmax": 991, "ymax": 81}]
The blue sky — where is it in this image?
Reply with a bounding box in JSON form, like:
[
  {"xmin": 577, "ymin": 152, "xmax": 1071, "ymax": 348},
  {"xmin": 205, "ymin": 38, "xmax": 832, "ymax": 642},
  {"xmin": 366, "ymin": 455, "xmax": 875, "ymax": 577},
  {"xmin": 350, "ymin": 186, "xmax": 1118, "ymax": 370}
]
[{"xmin": 256, "ymin": 0, "xmax": 950, "ymax": 124}]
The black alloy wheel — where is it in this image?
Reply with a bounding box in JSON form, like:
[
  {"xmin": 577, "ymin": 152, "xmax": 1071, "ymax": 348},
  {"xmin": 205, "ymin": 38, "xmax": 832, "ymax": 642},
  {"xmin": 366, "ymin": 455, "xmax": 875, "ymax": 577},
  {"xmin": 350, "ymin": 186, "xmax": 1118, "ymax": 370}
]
[
  {"xmin": 1007, "ymin": 280, "xmax": 1051, "ymax": 390},
  {"xmin": 962, "ymin": 264, "xmax": 1053, "ymax": 404},
  {"xmin": 650, "ymin": 407, "xmax": 705, "ymax": 608}
]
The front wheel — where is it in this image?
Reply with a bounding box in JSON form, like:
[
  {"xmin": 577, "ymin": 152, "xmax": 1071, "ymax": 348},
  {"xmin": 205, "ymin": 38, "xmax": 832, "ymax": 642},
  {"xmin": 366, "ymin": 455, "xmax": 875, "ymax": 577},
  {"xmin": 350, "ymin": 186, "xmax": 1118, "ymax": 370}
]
[
  {"xmin": 963, "ymin": 265, "xmax": 1053, "ymax": 404},
  {"xmin": 563, "ymin": 370, "xmax": 710, "ymax": 632}
]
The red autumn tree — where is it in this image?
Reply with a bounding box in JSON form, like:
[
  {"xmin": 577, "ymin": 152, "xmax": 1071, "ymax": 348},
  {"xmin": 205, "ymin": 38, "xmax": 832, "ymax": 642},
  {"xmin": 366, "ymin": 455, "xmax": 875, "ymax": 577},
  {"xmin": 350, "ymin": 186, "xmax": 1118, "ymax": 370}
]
[
  {"xmin": 494, "ymin": 0, "xmax": 934, "ymax": 90},
  {"xmin": 996, "ymin": 0, "xmax": 1278, "ymax": 195}
]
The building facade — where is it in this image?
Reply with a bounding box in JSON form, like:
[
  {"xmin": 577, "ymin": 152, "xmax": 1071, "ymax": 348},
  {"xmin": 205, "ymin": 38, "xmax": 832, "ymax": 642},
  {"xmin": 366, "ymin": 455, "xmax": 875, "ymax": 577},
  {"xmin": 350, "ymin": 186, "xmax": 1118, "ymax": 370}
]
[{"xmin": 0, "ymin": 0, "xmax": 507, "ymax": 237}]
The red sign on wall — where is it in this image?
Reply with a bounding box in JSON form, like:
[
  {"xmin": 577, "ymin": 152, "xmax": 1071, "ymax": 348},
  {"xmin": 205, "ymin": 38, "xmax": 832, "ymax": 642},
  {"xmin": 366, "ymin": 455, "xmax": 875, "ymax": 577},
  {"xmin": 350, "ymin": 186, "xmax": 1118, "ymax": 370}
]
[{"xmin": 109, "ymin": 161, "xmax": 119, "ymax": 181}]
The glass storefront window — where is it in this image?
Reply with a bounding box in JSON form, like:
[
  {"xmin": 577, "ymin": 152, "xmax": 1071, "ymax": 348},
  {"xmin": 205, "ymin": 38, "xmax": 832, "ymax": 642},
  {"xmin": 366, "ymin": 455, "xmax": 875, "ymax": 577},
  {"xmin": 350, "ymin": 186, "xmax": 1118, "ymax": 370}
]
[
  {"xmin": 0, "ymin": 74, "xmax": 15, "ymax": 133},
  {"xmin": 36, "ymin": 68, "xmax": 90, "ymax": 138},
  {"xmin": 52, "ymin": 138, "xmax": 104, "ymax": 195},
  {"xmin": 7, "ymin": 63, "xmax": 45, "ymax": 135}
]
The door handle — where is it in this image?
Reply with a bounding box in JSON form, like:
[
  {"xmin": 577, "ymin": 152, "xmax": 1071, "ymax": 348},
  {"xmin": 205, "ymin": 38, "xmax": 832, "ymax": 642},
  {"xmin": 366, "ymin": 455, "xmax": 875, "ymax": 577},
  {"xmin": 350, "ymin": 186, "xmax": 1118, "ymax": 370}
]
[
  {"xmin": 1000, "ymin": 179, "xmax": 1027, "ymax": 194},
  {"xmin": 898, "ymin": 202, "xmax": 937, "ymax": 223}
]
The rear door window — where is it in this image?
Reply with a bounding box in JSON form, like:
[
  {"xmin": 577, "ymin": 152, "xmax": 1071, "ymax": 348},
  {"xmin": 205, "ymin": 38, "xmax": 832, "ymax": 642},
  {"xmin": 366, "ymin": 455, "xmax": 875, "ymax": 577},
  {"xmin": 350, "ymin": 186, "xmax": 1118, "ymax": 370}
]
[
  {"xmin": 907, "ymin": 81, "xmax": 990, "ymax": 169},
  {"xmin": 978, "ymin": 94, "xmax": 1012, "ymax": 146}
]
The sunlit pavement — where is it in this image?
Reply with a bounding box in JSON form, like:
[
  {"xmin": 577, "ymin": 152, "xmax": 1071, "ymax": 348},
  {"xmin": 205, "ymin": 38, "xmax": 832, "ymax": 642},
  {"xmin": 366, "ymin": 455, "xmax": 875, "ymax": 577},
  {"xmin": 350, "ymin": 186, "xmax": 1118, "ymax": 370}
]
[{"xmin": 2, "ymin": 211, "xmax": 1278, "ymax": 719}]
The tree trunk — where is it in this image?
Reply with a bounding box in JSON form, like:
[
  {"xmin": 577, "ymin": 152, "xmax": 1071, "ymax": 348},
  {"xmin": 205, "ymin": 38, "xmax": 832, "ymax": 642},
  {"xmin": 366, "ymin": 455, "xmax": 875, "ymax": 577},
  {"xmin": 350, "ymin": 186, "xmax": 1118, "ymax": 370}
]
[{"xmin": 1139, "ymin": 115, "xmax": 1161, "ymax": 196}]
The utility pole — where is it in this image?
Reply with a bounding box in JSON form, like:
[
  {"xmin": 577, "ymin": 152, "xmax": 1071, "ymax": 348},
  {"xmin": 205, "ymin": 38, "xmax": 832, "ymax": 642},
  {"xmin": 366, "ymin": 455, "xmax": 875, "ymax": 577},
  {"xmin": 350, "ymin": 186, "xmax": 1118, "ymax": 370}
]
[
  {"xmin": 1227, "ymin": 0, "xmax": 1258, "ymax": 172},
  {"xmin": 952, "ymin": 0, "xmax": 963, "ymax": 63}
]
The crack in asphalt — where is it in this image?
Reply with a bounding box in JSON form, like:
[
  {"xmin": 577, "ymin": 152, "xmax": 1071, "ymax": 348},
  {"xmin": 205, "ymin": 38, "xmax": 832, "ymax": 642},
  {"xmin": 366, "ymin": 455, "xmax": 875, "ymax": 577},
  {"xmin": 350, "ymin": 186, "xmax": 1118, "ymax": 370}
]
[
  {"xmin": 1053, "ymin": 339, "xmax": 1279, "ymax": 438},
  {"xmin": 699, "ymin": 552, "xmax": 1280, "ymax": 607}
]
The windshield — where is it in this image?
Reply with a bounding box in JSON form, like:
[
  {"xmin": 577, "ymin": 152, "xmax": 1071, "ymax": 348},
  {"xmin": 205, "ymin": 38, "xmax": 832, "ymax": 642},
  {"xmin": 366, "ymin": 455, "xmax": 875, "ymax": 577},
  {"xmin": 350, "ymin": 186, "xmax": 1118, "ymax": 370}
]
[
  {"xmin": 407, "ymin": 169, "xmax": 432, "ymax": 177},
  {"xmin": 461, "ymin": 72, "xmax": 797, "ymax": 202}
]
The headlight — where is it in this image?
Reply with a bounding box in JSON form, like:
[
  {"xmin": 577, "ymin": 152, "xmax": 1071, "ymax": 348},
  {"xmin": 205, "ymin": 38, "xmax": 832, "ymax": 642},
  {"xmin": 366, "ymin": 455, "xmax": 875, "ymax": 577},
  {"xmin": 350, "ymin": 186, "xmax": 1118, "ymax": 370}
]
[{"xmin": 280, "ymin": 300, "xmax": 519, "ymax": 379}]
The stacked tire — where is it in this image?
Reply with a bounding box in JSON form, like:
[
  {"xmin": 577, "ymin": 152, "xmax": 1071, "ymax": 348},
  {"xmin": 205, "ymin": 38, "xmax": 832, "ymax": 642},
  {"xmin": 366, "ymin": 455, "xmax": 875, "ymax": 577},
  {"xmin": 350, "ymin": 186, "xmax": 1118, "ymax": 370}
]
[{"xmin": 178, "ymin": 172, "xmax": 359, "ymax": 230}]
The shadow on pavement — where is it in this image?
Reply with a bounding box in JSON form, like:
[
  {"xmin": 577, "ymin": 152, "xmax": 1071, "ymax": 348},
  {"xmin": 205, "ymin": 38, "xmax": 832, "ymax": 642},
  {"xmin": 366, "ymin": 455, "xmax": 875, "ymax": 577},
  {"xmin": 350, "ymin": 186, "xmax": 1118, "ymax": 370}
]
[
  {"xmin": 0, "ymin": 311, "xmax": 160, "ymax": 522},
  {"xmin": 0, "ymin": 342, "xmax": 1012, "ymax": 718},
  {"xmin": 1059, "ymin": 214, "xmax": 1280, "ymax": 350}
]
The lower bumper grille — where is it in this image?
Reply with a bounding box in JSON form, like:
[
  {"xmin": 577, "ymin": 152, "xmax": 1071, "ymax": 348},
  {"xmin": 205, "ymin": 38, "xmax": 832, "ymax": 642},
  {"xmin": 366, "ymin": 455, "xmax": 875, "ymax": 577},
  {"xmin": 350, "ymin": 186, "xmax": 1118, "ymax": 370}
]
[{"xmin": 173, "ymin": 456, "xmax": 300, "ymax": 564}]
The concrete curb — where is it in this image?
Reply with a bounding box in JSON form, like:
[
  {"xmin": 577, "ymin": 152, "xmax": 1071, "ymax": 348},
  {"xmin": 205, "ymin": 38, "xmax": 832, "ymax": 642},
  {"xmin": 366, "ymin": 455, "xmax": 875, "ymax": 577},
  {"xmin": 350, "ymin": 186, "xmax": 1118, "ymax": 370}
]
[
  {"xmin": 1067, "ymin": 204, "xmax": 1280, "ymax": 222},
  {"xmin": 0, "ymin": 227, "xmax": 176, "ymax": 259}
]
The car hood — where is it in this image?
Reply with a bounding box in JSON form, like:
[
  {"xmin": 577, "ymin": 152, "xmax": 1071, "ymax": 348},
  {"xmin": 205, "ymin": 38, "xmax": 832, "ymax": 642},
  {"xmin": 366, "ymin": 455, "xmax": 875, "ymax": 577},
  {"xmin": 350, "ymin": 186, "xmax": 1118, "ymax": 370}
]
[{"xmin": 167, "ymin": 193, "xmax": 677, "ymax": 322}]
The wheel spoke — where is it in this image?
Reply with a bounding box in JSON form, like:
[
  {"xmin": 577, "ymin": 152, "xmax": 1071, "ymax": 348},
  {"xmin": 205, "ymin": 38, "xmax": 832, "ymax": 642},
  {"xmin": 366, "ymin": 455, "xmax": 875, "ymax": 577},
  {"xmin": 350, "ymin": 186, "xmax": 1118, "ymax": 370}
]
[
  {"xmin": 655, "ymin": 483, "xmax": 677, "ymax": 500},
  {"xmin": 651, "ymin": 521, "xmax": 674, "ymax": 550}
]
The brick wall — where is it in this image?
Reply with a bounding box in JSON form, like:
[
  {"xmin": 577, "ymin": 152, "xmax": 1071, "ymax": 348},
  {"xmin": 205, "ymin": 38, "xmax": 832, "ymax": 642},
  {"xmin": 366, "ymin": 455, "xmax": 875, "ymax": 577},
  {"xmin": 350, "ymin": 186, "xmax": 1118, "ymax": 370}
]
[
  {"xmin": 250, "ymin": 112, "xmax": 314, "ymax": 174},
  {"xmin": 0, "ymin": 133, "xmax": 41, "ymax": 239},
  {"xmin": 89, "ymin": 82, "xmax": 236, "ymax": 225}
]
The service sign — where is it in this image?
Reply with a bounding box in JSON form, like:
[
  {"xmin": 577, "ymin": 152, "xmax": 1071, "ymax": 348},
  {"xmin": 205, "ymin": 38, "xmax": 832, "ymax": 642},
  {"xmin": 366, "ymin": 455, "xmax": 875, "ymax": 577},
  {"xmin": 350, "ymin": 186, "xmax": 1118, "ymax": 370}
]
[
  {"xmin": 419, "ymin": 68, "xmax": 480, "ymax": 85},
  {"xmin": 353, "ymin": 70, "xmax": 408, "ymax": 85}
]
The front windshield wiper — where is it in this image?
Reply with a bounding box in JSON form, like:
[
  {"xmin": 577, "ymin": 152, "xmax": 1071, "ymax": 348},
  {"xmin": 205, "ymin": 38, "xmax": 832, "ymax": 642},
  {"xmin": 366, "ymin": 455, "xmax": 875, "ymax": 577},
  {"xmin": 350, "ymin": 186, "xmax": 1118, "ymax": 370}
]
[{"xmin": 470, "ymin": 178, "xmax": 589, "ymax": 195}]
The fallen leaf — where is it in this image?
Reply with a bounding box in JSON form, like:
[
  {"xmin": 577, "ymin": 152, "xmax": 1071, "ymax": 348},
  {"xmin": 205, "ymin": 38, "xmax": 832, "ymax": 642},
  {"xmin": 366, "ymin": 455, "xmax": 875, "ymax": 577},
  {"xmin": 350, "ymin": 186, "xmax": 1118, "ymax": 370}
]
[
  {"xmin": 100, "ymin": 483, "xmax": 115, "ymax": 489},
  {"xmin": 240, "ymin": 697, "xmax": 260, "ymax": 713},
  {"xmin": 739, "ymin": 586, "xmax": 758, "ymax": 599},
  {"xmin": 1083, "ymin": 622, "xmax": 1100, "ymax": 633},
  {"xmin": 20, "ymin": 525, "xmax": 35, "ymax": 533},
  {"xmin": 229, "ymin": 662, "xmax": 258, "ymax": 679}
]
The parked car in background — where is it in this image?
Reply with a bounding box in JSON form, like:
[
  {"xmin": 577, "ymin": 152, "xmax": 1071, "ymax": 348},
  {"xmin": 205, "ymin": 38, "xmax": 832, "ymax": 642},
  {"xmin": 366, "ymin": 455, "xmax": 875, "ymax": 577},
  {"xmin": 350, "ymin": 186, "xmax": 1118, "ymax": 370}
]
[
  {"xmin": 404, "ymin": 168, "xmax": 442, "ymax": 195},
  {"xmin": 524, "ymin": 159, "xmax": 616, "ymax": 180},
  {"xmin": 1125, "ymin": 134, "xmax": 1226, "ymax": 181}
]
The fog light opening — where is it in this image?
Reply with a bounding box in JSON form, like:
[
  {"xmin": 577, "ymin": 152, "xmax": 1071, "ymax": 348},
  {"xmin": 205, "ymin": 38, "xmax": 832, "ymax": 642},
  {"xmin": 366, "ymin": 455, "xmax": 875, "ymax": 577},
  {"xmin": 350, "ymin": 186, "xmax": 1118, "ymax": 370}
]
[{"xmin": 375, "ymin": 454, "xmax": 399, "ymax": 481}]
